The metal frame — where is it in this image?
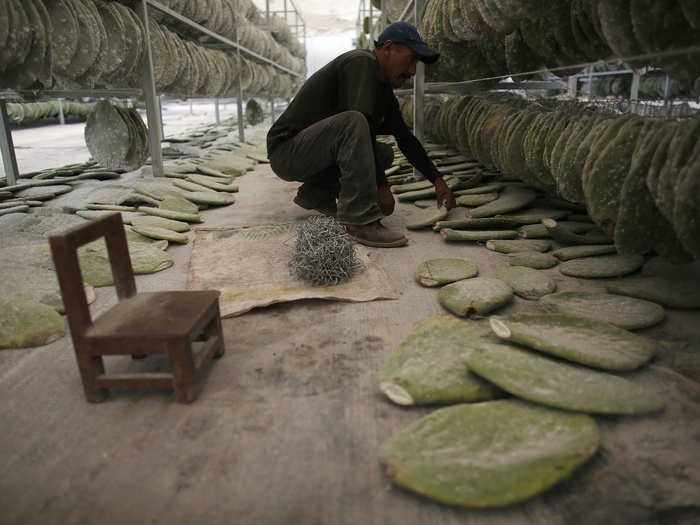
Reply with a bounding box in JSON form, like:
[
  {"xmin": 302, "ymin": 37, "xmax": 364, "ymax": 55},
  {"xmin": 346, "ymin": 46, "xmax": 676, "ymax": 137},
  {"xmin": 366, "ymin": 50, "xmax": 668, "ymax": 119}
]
[
  {"xmin": 357, "ymin": 0, "xmax": 383, "ymax": 49},
  {"xmin": 0, "ymin": 1, "xmax": 306, "ymax": 182},
  {"xmin": 0, "ymin": 101, "xmax": 19, "ymax": 186},
  {"xmin": 137, "ymin": 0, "xmax": 164, "ymax": 176}
]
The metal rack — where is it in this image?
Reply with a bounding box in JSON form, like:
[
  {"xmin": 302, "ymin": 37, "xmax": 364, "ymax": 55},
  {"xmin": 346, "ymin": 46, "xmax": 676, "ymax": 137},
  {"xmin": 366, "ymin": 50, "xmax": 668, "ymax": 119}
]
[
  {"xmin": 0, "ymin": 0, "xmax": 306, "ymax": 185},
  {"xmin": 356, "ymin": 0, "xmax": 383, "ymax": 49}
]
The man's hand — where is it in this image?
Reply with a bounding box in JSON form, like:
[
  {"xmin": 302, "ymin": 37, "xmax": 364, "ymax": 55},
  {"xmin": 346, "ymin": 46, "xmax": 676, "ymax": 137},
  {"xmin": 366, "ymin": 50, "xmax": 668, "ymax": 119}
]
[
  {"xmin": 377, "ymin": 184, "xmax": 395, "ymax": 216},
  {"xmin": 435, "ymin": 177, "xmax": 456, "ymax": 210}
]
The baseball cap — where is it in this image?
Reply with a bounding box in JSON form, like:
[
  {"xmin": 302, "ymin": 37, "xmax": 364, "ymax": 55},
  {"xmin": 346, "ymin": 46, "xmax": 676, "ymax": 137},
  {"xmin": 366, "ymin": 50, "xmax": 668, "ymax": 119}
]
[{"xmin": 374, "ymin": 21, "xmax": 440, "ymax": 64}]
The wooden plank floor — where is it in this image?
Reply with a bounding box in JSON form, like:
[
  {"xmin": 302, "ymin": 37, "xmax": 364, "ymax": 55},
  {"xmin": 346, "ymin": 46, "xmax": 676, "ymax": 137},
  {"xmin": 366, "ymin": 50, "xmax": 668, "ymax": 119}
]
[{"xmin": 1, "ymin": 161, "xmax": 699, "ymax": 525}]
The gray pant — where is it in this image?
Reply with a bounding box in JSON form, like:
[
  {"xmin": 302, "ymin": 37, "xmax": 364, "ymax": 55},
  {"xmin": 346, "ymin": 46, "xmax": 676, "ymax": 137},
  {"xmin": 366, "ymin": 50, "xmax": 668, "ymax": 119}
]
[{"xmin": 269, "ymin": 110, "xmax": 394, "ymax": 225}]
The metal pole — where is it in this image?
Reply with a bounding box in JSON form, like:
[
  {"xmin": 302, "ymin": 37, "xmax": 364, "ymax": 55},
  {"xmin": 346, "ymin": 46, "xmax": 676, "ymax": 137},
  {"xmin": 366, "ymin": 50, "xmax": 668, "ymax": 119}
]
[
  {"xmin": 158, "ymin": 94, "xmax": 165, "ymax": 139},
  {"xmin": 586, "ymin": 65, "xmax": 593, "ymax": 99},
  {"xmin": 190, "ymin": 100, "xmax": 193, "ymax": 114},
  {"xmin": 0, "ymin": 101, "xmax": 19, "ymax": 185},
  {"xmin": 58, "ymin": 98, "xmax": 66, "ymax": 125},
  {"xmin": 266, "ymin": 0, "xmax": 270, "ymax": 25},
  {"xmin": 663, "ymin": 74, "xmax": 672, "ymax": 117},
  {"xmin": 236, "ymin": 30, "xmax": 245, "ymax": 143},
  {"xmin": 215, "ymin": 98, "xmax": 220, "ymax": 125},
  {"xmin": 412, "ymin": 0, "xmax": 426, "ymax": 181},
  {"xmin": 399, "ymin": 0, "xmax": 414, "ymax": 22},
  {"xmin": 137, "ymin": 0, "xmax": 164, "ymax": 176},
  {"xmin": 284, "ymin": 0, "xmax": 288, "ymax": 20},
  {"xmin": 567, "ymin": 76, "xmax": 577, "ymax": 98},
  {"xmin": 630, "ymin": 71, "xmax": 640, "ymax": 114},
  {"xmin": 270, "ymin": 97, "xmax": 275, "ymax": 125}
]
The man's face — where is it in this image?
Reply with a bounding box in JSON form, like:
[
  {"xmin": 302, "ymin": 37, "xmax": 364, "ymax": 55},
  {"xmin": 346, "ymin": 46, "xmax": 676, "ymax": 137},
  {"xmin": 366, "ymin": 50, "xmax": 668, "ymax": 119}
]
[{"xmin": 382, "ymin": 42, "xmax": 420, "ymax": 88}]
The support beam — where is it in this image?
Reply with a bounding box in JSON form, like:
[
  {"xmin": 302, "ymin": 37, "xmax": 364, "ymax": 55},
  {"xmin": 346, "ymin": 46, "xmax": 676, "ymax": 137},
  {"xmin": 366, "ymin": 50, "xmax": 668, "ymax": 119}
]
[
  {"xmin": 236, "ymin": 30, "xmax": 245, "ymax": 143},
  {"xmin": 58, "ymin": 98, "xmax": 65, "ymax": 125},
  {"xmin": 412, "ymin": 0, "xmax": 425, "ymax": 179},
  {"xmin": 137, "ymin": 0, "xmax": 164, "ymax": 176},
  {"xmin": 0, "ymin": 101, "xmax": 19, "ymax": 185},
  {"xmin": 215, "ymin": 99, "xmax": 220, "ymax": 125},
  {"xmin": 630, "ymin": 71, "xmax": 640, "ymax": 114}
]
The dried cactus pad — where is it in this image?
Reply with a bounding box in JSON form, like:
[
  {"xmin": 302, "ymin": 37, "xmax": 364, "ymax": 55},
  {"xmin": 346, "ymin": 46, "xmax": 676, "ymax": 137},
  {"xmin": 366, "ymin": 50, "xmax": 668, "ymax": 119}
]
[
  {"xmin": 466, "ymin": 342, "xmax": 664, "ymax": 414},
  {"xmin": 539, "ymin": 292, "xmax": 665, "ymax": 330},
  {"xmin": 414, "ymin": 258, "xmax": 478, "ymax": 287},
  {"xmin": 379, "ymin": 400, "xmax": 599, "ymax": 507},
  {"xmin": 559, "ymin": 255, "xmax": 644, "ymax": 278},
  {"xmin": 495, "ymin": 266, "xmax": 556, "ymax": 300},
  {"xmin": 438, "ymin": 277, "xmax": 513, "ymax": 317},
  {"xmin": 379, "ymin": 316, "xmax": 502, "ymax": 405},
  {"xmin": 489, "ymin": 313, "xmax": 656, "ymax": 371},
  {"xmin": 606, "ymin": 278, "xmax": 700, "ymax": 309}
]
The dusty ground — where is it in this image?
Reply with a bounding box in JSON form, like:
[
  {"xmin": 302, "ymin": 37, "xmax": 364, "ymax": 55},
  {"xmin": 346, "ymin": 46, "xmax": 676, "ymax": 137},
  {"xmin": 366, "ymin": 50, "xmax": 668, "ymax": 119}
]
[{"xmin": 1, "ymin": 112, "xmax": 700, "ymax": 524}]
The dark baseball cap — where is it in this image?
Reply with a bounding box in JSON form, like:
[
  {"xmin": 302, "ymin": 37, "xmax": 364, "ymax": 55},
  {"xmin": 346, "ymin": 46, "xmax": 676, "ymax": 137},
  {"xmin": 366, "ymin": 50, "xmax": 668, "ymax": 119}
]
[{"xmin": 374, "ymin": 21, "xmax": 440, "ymax": 64}]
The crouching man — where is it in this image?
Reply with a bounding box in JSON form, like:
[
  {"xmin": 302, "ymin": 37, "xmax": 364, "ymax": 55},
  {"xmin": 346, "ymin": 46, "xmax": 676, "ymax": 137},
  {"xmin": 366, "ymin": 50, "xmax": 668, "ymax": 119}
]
[{"xmin": 267, "ymin": 22, "xmax": 455, "ymax": 247}]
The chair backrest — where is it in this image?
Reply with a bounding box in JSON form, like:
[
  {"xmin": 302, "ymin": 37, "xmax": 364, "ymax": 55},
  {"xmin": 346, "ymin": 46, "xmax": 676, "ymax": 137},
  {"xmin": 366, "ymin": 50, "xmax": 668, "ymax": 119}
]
[{"xmin": 49, "ymin": 213, "xmax": 136, "ymax": 339}]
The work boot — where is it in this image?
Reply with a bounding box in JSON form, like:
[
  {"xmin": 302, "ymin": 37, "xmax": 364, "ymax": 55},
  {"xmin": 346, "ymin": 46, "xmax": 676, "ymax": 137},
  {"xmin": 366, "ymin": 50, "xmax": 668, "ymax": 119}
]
[
  {"xmin": 293, "ymin": 194, "xmax": 337, "ymax": 217},
  {"xmin": 343, "ymin": 220, "xmax": 408, "ymax": 248}
]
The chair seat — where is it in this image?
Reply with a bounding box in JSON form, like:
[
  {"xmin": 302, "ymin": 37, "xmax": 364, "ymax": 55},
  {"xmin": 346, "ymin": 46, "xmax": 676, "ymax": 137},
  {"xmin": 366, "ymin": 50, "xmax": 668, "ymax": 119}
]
[{"xmin": 85, "ymin": 290, "xmax": 220, "ymax": 340}]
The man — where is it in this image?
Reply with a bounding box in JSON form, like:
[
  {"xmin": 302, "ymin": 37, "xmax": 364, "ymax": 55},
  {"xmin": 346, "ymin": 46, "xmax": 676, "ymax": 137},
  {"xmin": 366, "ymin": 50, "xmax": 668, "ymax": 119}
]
[{"xmin": 267, "ymin": 22, "xmax": 455, "ymax": 248}]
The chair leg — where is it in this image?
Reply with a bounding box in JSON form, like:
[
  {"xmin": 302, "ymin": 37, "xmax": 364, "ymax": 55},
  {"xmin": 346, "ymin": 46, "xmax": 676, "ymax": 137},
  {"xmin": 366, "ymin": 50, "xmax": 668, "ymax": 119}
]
[
  {"xmin": 212, "ymin": 307, "xmax": 225, "ymax": 358},
  {"xmin": 170, "ymin": 341, "xmax": 196, "ymax": 403},
  {"xmin": 75, "ymin": 350, "xmax": 108, "ymax": 403}
]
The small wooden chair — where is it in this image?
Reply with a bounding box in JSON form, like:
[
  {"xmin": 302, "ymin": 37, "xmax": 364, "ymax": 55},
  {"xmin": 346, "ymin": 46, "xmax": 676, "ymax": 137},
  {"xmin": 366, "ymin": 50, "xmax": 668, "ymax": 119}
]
[{"xmin": 49, "ymin": 212, "xmax": 224, "ymax": 403}]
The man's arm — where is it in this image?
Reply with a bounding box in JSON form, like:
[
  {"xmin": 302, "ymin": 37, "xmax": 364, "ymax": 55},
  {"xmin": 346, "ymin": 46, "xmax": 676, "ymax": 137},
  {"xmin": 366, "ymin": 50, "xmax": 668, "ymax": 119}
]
[{"xmin": 382, "ymin": 100, "xmax": 455, "ymax": 209}]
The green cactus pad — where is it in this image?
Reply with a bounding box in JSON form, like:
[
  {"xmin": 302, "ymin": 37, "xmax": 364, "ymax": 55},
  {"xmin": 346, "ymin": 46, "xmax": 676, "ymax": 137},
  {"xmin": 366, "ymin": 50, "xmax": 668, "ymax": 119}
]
[
  {"xmin": 159, "ymin": 195, "xmax": 200, "ymax": 214},
  {"xmin": 179, "ymin": 191, "xmax": 235, "ymax": 206},
  {"xmin": 397, "ymin": 188, "xmax": 437, "ymax": 202},
  {"xmin": 485, "ymin": 239, "xmax": 551, "ymax": 254},
  {"xmin": 453, "ymin": 182, "xmax": 506, "ymax": 195},
  {"xmin": 495, "ymin": 266, "xmax": 556, "ymax": 300},
  {"xmin": 552, "ymin": 244, "xmax": 618, "ymax": 261},
  {"xmin": 606, "ymin": 278, "xmax": 700, "ymax": 309},
  {"xmin": 379, "ymin": 399, "xmax": 599, "ymax": 507},
  {"xmin": 438, "ymin": 277, "xmax": 513, "ymax": 317},
  {"xmin": 466, "ymin": 342, "xmax": 664, "ymax": 414},
  {"xmin": 406, "ymin": 205, "xmax": 448, "ymax": 229},
  {"xmin": 391, "ymin": 180, "xmax": 433, "ymax": 194},
  {"xmin": 0, "ymin": 297, "xmax": 65, "ymax": 349},
  {"xmin": 469, "ymin": 186, "xmax": 537, "ymax": 218},
  {"xmin": 137, "ymin": 206, "xmax": 203, "ymax": 223},
  {"xmin": 379, "ymin": 316, "xmax": 502, "ymax": 405},
  {"xmin": 456, "ymin": 193, "xmax": 499, "ymax": 207},
  {"xmin": 414, "ymin": 258, "xmax": 478, "ymax": 287},
  {"xmin": 433, "ymin": 217, "xmax": 520, "ymax": 231},
  {"xmin": 130, "ymin": 216, "xmax": 190, "ymax": 233},
  {"xmin": 559, "ymin": 255, "xmax": 644, "ymax": 278},
  {"xmin": 489, "ymin": 313, "xmax": 657, "ymax": 370},
  {"xmin": 130, "ymin": 225, "xmax": 188, "ymax": 244},
  {"xmin": 442, "ymin": 229, "xmax": 518, "ymax": 242},
  {"xmin": 539, "ymin": 291, "xmax": 665, "ymax": 330},
  {"xmin": 495, "ymin": 207, "xmax": 570, "ymax": 224}
]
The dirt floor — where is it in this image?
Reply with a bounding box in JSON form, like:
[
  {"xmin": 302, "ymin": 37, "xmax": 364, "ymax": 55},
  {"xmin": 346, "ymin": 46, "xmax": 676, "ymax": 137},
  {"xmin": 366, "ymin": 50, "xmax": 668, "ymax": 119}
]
[{"xmin": 1, "ymin": 118, "xmax": 700, "ymax": 524}]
